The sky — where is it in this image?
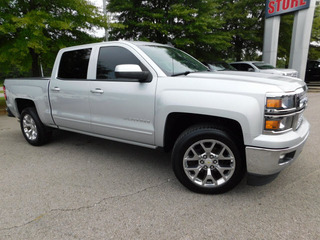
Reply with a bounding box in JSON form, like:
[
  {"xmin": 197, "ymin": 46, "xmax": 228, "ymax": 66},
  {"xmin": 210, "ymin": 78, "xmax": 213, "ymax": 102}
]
[
  {"xmin": 88, "ymin": 0, "xmax": 105, "ymax": 37},
  {"xmin": 90, "ymin": 0, "xmax": 103, "ymax": 8}
]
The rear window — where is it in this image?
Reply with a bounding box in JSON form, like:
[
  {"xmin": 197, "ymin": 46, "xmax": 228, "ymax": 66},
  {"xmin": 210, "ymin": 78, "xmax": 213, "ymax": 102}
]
[{"xmin": 58, "ymin": 48, "xmax": 92, "ymax": 79}]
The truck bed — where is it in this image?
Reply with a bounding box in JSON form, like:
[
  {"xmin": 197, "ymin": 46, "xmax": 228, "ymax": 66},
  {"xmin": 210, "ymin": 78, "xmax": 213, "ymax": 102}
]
[{"xmin": 4, "ymin": 77, "xmax": 54, "ymax": 126}]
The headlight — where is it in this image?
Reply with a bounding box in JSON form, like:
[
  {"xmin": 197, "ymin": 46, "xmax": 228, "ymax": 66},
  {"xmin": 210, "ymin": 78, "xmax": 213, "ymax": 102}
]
[
  {"xmin": 264, "ymin": 90, "xmax": 307, "ymax": 133},
  {"xmin": 266, "ymin": 98, "xmax": 282, "ymax": 108},
  {"xmin": 265, "ymin": 95, "xmax": 295, "ymax": 111}
]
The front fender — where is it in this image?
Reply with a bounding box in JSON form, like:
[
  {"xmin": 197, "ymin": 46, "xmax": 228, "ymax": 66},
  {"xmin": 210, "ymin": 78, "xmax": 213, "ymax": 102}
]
[{"xmin": 154, "ymin": 90, "xmax": 264, "ymax": 147}]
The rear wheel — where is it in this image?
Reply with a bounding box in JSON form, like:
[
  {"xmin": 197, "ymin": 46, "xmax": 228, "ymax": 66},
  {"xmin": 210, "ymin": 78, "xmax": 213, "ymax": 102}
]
[
  {"xmin": 20, "ymin": 107, "xmax": 52, "ymax": 146},
  {"xmin": 172, "ymin": 125, "xmax": 244, "ymax": 194}
]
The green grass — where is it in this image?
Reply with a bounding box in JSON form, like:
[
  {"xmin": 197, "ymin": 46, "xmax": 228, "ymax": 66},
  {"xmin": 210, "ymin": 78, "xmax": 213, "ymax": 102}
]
[
  {"xmin": 0, "ymin": 97, "xmax": 6, "ymax": 109},
  {"xmin": 0, "ymin": 80, "xmax": 3, "ymax": 93},
  {"xmin": 0, "ymin": 80, "xmax": 7, "ymax": 113}
]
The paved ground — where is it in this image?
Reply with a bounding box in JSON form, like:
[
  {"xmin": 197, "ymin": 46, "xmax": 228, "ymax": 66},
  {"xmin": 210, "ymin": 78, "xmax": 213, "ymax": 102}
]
[{"xmin": 0, "ymin": 93, "xmax": 319, "ymax": 240}]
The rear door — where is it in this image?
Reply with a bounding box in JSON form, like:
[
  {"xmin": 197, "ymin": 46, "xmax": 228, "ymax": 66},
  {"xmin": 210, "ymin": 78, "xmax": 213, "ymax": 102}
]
[
  {"xmin": 89, "ymin": 45, "xmax": 157, "ymax": 145},
  {"xmin": 49, "ymin": 48, "xmax": 92, "ymax": 132}
]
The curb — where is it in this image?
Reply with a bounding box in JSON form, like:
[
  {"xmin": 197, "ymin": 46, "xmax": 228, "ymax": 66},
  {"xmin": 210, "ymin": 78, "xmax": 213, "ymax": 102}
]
[{"xmin": 307, "ymin": 87, "xmax": 320, "ymax": 93}]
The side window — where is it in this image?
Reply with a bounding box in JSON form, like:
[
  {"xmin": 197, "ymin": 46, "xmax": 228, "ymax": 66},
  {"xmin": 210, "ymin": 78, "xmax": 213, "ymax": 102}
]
[
  {"xmin": 231, "ymin": 64, "xmax": 241, "ymax": 71},
  {"xmin": 58, "ymin": 48, "xmax": 92, "ymax": 79},
  {"xmin": 241, "ymin": 64, "xmax": 252, "ymax": 71},
  {"xmin": 97, "ymin": 46, "xmax": 145, "ymax": 80}
]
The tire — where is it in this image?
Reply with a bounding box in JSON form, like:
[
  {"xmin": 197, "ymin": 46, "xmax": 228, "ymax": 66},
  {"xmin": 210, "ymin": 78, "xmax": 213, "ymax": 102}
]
[
  {"xmin": 172, "ymin": 125, "xmax": 245, "ymax": 194},
  {"xmin": 20, "ymin": 107, "xmax": 52, "ymax": 146}
]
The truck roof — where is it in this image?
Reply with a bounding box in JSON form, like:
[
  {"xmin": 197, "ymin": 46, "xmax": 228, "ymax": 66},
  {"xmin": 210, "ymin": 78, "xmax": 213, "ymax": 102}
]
[{"xmin": 61, "ymin": 40, "xmax": 171, "ymax": 51}]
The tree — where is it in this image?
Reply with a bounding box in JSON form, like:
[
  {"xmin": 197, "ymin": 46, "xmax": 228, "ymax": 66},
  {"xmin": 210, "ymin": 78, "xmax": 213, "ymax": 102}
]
[
  {"xmin": 216, "ymin": 0, "xmax": 265, "ymax": 61},
  {"xmin": 107, "ymin": 0, "xmax": 267, "ymax": 62},
  {"xmin": 277, "ymin": 13, "xmax": 294, "ymax": 67},
  {"xmin": 309, "ymin": 5, "xmax": 320, "ymax": 60},
  {"xmin": 275, "ymin": 5, "xmax": 320, "ymax": 66},
  {"xmin": 0, "ymin": 0, "xmax": 107, "ymax": 77},
  {"xmin": 107, "ymin": 0, "xmax": 231, "ymax": 62}
]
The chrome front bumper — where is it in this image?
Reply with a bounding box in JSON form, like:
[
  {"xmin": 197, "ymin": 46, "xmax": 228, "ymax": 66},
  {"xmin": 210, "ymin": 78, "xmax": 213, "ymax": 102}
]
[{"xmin": 246, "ymin": 125, "xmax": 309, "ymax": 176}]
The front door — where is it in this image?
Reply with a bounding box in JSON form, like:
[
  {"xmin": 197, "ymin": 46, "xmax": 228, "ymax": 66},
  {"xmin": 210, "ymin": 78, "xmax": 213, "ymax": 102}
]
[{"xmin": 89, "ymin": 46, "xmax": 156, "ymax": 145}]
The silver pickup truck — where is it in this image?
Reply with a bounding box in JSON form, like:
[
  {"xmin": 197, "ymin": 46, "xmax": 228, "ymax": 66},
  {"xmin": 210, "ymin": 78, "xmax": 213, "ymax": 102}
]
[{"xmin": 3, "ymin": 41, "xmax": 310, "ymax": 194}]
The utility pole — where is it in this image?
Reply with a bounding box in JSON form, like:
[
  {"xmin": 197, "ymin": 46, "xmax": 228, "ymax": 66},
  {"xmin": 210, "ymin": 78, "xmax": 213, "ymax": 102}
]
[{"xmin": 102, "ymin": 0, "xmax": 109, "ymax": 41}]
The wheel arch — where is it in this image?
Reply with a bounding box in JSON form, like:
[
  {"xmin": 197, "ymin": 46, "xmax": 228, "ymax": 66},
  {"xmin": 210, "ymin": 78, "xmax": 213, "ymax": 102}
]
[
  {"xmin": 163, "ymin": 113, "xmax": 244, "ymax": 153},
  {"xmin": 15, "ymin": 98, "xmax": 36, "ymax": 117}
]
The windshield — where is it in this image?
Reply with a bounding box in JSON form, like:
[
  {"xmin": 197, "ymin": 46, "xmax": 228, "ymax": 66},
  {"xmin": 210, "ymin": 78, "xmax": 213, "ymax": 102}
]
[
  {"xmin": 208, "ymin": 62, "xmax": 237, "ymax": 71},
  {"xmin": 138, "ymin": 45, "xmax": 208, "ymax": 76},
  {"xmin": 253, "ymin": 62, "xmax": 275, "ymax": 70}
]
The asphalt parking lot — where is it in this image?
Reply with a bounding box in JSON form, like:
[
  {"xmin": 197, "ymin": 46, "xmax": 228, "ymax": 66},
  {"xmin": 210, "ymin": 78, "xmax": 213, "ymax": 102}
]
[{"xmin": 0, "ymin": 93, "xmax": 320, "ymax": 240}]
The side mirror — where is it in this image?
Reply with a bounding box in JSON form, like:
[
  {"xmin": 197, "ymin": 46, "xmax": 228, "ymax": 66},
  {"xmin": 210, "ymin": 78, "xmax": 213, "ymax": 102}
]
[
  {"xmin": 248, "ymin": 68, "xmax": 255, "ymax": 72},
  {"xmin": 115, "ymin": 64, "xmax": 149, "ymax": 82}
]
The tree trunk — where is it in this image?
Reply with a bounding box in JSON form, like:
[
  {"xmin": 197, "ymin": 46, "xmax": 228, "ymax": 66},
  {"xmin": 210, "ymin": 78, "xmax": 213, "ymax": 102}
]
[
  {"xmin": 234, "ymin": 37, "xmax": 243, "ymax": 61},
  {"xmin": 29, "ymin": 48, "xmax": 41, "ymax": 77}
]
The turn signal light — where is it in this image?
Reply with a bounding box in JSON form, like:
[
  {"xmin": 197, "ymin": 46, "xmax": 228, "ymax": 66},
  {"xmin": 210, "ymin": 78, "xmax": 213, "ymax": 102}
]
[
  {"xmin": 267, "ymin": 99, "xmax": 282, "ymax": 108},
  {"xmin": 265, "ymin": 120, "xmax": 280, "ymax": 130}
]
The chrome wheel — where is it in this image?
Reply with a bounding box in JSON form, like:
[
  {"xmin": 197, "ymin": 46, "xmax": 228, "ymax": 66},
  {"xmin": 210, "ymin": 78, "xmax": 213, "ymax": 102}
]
[
  {"xmin": 22, "ymin": 114, "xmax": 38, "ymax": 141},
  {"xmin": 183, "ymin": 139, "xmax": 235, "ymax": 187}
]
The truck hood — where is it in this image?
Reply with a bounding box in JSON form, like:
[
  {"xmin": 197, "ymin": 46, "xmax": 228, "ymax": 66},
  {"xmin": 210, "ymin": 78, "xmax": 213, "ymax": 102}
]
[
  {"xmin": 187, "ymin": 71, "xmax": 305, "ymax": 93},
  {"xmin": 259, "ymin": 68, "xmax": 298, "ymax": 76}
]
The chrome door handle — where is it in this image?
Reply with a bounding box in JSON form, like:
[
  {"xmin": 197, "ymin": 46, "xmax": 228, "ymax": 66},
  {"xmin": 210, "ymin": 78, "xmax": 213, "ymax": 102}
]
[
  {"xmin": 90, "ymin": 88, "xmax": 104, "ymax": 94},
  {"xmin": 51, "ymin": 87, "xmax": 60, "ymax": 92}
]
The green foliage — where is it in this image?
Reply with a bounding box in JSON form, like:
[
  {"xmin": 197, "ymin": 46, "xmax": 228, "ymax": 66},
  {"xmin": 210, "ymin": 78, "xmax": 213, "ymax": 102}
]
[
  {"xmin": 216, "ymin": 0, "xmax": 265, "ymax": 61},
  {"xmin": 0, "ymin": 97, "xmax": 6, "ymax": 109},
  {"xmin": 277, "ymin": 13, "xmax": 294, "ymax": 67},
  {"xmin": 311, "ymin": 5, "xmax": 320, "ymax": 43},
  {"xmin": 108, "ymin": 0, "xmax": 266, "ymax": 62},
  {"xmin": 108, "ymin": 0, "xmax": 231, "ymax": 62},
  {"xmin": 0, "ymin": 96, "xmax": 5, "ymax": 111},
  {"xmin": 309, "ymin": 5, "xmax": 320, "ymax": 60},
  {"xmin": 0, "ymin": 0, "xmax": 108, "ymax": 76},
  {"xmin": 0, "ymin": 0, "xmax": 317, "ymax": 77},
  {"xmin": 278, "ymin": 6, "xmax": 320, "ymax": 66}
]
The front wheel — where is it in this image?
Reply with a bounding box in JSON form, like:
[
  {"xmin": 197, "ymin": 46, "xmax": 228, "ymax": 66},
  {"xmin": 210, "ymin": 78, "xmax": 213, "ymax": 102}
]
[
  {"xmin": 172, "ymin": 125, "xmax": 245, "ymax": 194},
  {"xmin": 20, "ymin": 107, "xmax": 52, "ymax": 146}
]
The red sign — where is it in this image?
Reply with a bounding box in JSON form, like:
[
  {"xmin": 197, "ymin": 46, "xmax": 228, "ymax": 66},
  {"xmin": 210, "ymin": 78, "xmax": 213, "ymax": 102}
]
[{"xmin": 266, "ymin": 0, "xmax": 311, "ymax": 18}]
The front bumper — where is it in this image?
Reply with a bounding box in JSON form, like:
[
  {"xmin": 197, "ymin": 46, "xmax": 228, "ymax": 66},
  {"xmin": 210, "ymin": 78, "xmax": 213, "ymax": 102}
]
[{"xmin": 245, "ymin": 119, "xmax": 309, "ymax": 185}]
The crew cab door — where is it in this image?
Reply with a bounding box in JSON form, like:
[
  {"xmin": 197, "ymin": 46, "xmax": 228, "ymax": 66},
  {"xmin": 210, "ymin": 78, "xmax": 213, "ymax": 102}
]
[
  {"xmin": 89, "ymin": 45, "xmax": 157, "ymax": 145},
  {"xmin": 49, "ymin": 48, "xmax": 92, "ymax": 132}
]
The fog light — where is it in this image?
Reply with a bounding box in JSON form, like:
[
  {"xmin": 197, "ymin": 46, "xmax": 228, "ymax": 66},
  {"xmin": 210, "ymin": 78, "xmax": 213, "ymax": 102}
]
[
  {"xmin": 265, "ymin": 120, "xmax": 280, "ymax": 130},
  {"xmin": 279, "ymin": 151, "xmax": 296, "ymax": 164}
]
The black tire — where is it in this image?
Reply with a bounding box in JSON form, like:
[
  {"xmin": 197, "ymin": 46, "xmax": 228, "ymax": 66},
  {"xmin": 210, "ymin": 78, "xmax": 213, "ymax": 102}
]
[
  {"xmin": 172, "ymin": 125, "xmax": 245, "ymax": 194},
  {"xmin": 20, "ymin": 107, "xmax": 52, "ymax": 146}
]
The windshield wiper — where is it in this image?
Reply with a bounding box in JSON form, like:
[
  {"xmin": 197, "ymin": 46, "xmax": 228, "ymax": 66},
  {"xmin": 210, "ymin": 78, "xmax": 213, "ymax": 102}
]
[{"xmin": 171, "ymin": 71, "xmax": 193, "ymax": 77}]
